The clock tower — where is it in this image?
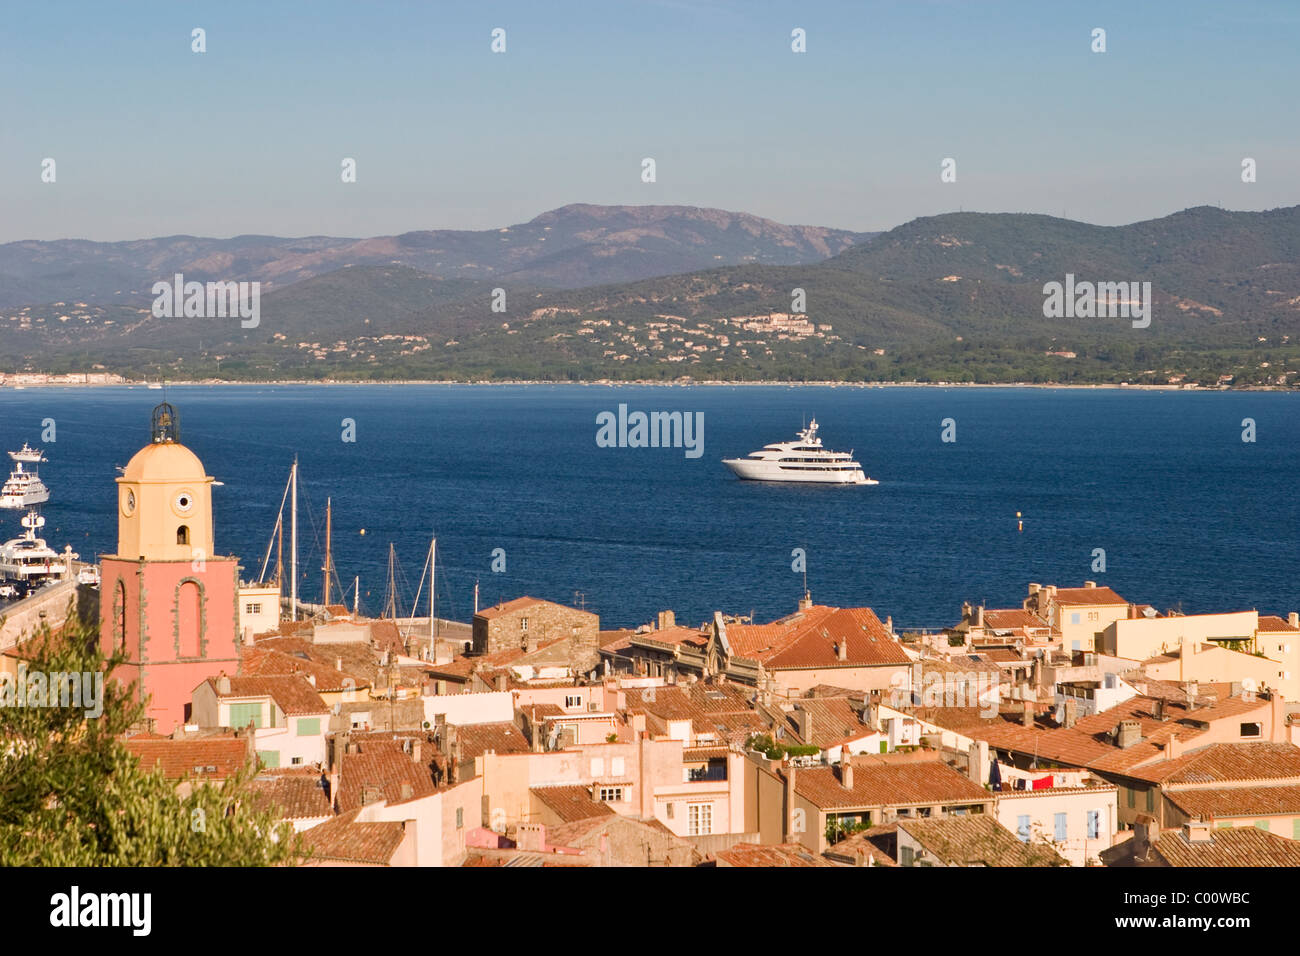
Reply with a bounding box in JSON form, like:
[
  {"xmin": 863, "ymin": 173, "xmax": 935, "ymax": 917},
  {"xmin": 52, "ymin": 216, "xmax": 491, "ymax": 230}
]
[{"xmin": 100, "ymin": 403, "xmax": 241, "ymax": 733}]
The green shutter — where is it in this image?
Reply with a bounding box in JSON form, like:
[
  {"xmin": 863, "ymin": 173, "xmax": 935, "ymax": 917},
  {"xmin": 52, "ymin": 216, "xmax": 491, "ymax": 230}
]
[
  {"xmin": 1293, "ymin": 819, "xmax": 1300, "ymax": 840},
  {"xmin": 296, "ymin": 717, "xmax": 321, "ymax": 736},
  {"xmin": 257, "ymin": 750, "xmax": 279, "ymax": 769},
  {"xmin": 1255, "ymin": 820, "xmax": 1270, "ymax": 832},
  {"xmin": 229, "ymin": 702, "xmax": 262, "ymax": 729}
]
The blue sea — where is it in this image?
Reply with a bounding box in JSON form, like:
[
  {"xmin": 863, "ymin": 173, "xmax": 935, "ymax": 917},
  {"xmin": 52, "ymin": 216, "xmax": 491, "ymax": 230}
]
[{"xmin": 0, "ymin": 385, "xmax": 1296, "ymax": 630}]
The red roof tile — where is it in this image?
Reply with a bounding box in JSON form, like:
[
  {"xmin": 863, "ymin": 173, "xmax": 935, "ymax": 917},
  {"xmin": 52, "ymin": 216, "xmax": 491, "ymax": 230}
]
[{"xmin": 125, "ymin": 736, "xmax": 251, "ymax": 781}]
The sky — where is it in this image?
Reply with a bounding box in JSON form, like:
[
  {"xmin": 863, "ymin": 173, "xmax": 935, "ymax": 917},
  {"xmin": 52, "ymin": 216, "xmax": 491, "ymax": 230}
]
[{"xmin": 1, "ymin": 0, "xmax": 1297, "ymax": 242}]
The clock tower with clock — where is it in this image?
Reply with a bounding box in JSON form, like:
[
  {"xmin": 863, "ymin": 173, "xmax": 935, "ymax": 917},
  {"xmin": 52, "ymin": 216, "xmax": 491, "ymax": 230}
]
[{"xmin": 100, "ymin": 403, "xmax": 242, "ymax": 733}]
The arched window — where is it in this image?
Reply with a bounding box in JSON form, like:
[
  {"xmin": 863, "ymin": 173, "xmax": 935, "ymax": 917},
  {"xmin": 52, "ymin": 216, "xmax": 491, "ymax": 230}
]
[
  {"xmin": 177, "ymin": 525, "xmax": 190, "ymax": 546},
  {"xmin": 113, "ymin": 580, "xmax": 127, "ymax": 652},
  {"xmin": 176, "ymin": 580, "xmax": 203, "ymax": 658}
]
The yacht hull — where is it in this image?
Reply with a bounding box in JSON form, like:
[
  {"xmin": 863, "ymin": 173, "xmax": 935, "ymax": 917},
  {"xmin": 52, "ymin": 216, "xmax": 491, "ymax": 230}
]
[{"xmin": 722, "ymin": 458, "xmax": 875, "ymax": 484}]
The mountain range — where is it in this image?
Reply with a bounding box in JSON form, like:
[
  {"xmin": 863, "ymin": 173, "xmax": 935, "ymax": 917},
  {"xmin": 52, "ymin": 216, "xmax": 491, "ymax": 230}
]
[{"xmin": 2, "ymin": 203, "xmax": 1298, "ymax": 385}]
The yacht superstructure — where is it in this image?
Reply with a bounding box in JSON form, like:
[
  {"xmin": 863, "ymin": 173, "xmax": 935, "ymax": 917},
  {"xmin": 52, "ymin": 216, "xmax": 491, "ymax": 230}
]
[
  {"xmin": 0, "ymin": 510, "xmax": 74, "ymax": 594},
  {"xmin": 722, "ymin": 420, "xmax": 878, "ymax": 485},
  {"xmin": 0, "ymin": 444, "xmax": 50, "ymax": 508}
]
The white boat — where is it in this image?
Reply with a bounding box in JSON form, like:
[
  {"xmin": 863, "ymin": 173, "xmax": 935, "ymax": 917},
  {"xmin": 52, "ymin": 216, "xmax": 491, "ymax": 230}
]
[
  {"xmin": 0, "ymin": 511, "xmax": 73, "ymax": 592},
  {"xmin": 0, "ymin": 444, "xmax": 51, "ymax": 508},
  {"xmin": 722, "ymin": 419, "xmax": 878, "ymax": 485}
]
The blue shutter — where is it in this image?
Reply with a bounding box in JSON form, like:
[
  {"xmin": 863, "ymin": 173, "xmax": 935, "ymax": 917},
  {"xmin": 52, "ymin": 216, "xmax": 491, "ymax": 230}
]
[
  {"xmin": 1016, "ymin": 815, "xmax": 1030, "ymax": 842},
  {"xmin": 1054, "ymin": 812, "xmax": 1068, "ymax": 842},
  {"xmin": 1087, "ymin": 810, "xmax": 1100, "ymax": 839}
]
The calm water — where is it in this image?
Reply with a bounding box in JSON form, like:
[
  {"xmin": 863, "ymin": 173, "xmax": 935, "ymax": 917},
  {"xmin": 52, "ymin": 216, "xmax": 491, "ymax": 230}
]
[{"xmin": 0, "ymin": 385, "xmax": 1296, "ymax": 629}]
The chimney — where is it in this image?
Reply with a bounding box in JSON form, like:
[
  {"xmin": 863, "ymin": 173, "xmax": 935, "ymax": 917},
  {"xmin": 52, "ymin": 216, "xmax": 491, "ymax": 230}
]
[
  {"xmin": 1117, "ymin": 719, "xmax": 1141, "ymax": 748},
  {"xmin": 335, "ymin": 657, "xmax": 342, "ymax": 671},
  {"xmin": 962, "ymin": 601, "xmax": 972, "ymax": 620},
  {"xmin": 784, "ymin": 764, "xmax": 797, "ymax": 841},
  {"xmin": 411, "ymin": 741, "xmax": 422, "ymax": 765},
  {"xmin": 795, "ymin": 705, "xmax": 813, "ymax": 744},
  {"xmin": 1290, "ymin": 612, "xmax": 1299, "ymax": 629},
  {"xmin": 975, "ymin": 605, "xmax": 984, "ymax": 628},
  {"xmin": 1165, "ymin": 734, "xmax": 1182, "ymax": 761},
  {"xmin": 658, "ymin": 610, "xmax": 675, "ymax": 630},
  {"xmin": 798, "ymin": 590, "xmax": 812, "ymax": 612},
  {"xmin": 400, "ymin": 782, "xmax": 414, "ymax": 800},
  {"xmin": 1154, "ymin": 698, "xmax": 1166, "ymax": 722},
  {"xmin": 836, "ymin": 640, "xmax": 847, "ymax": 662},
  {"xmin": 217, "ymin": 672, "xmax": 231, "ymax": 694},
  {"xmin": 1183, "ymin": 819, "xmax": 1212, "ymax": 844},
  {"xmin": 1022, "ymin": 701, "xmax": 1034, "ymax": 728},
  {"xmin": 1128, "ymin": 603, "xmax": 1138, "ymax": 619},
  {"xmin": 495, "ymin": 673, "xmax": 507, "ymax": 692},
  {"xmin": 1063, "ymin": 698, "xmax": 1078, "ymax": 729},
  {"xmin": 885, "ymin": 615, "xmax": 893, "ymax": 634},
  {"xmin": 1084, "ymin": 581, "xmax": 1096, "ymax": 589},
  {"xmin": 839, "ymin": 753, "xmax": 854, "ymax": 791},
  {"xmin": 1027, "ymin": 583, "xmax": 1040, "ymax": 597},
  {"xmin": 864, "ymin": 694, "xmax": 881, "ymax": 731},
  {"xmin": 968, "ymin": 740, "xmax": 989, "ymax": 783},
  {"xmin": 518, "ymin": 823, "xmax": 546, "ymax": 853}
]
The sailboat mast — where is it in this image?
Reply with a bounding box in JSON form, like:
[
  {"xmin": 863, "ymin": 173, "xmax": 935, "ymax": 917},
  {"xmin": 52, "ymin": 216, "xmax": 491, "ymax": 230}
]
[
  {"xmin": 353, "ymin": 576, "xmax": 359, "ymax": 616},
  {"xmin": 323, "ymin": 497, "xmax": 332, "ymax": 608},
  {"xmin": 290, "ymin": 456, "xmax": 298, "ymax": 622},
  {"xmin": 429, "ymin": 537, "xmax": 436, "ymax": 641},
  {"xmin": 276, "ymin": 513, "xmax": 283, "ymax": 588}
]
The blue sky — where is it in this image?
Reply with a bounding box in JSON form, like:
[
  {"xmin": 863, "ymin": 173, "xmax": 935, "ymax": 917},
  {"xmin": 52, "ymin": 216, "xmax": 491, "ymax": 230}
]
[{"xmin": 2, "ymin": 0, "xmax": 1297, "ymax": 241}]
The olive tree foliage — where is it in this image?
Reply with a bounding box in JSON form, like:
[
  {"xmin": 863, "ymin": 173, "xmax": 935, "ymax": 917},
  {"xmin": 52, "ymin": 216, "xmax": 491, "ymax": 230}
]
[{"xmin": 0, "ymin": 615, "xmax": 307, "ymax": 865}]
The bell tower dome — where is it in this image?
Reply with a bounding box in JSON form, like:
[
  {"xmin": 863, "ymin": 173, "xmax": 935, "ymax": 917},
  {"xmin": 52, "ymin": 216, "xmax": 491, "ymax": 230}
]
[{"xmin": 116, "ymin": 402, "xmax": 215, "ymax": 561}]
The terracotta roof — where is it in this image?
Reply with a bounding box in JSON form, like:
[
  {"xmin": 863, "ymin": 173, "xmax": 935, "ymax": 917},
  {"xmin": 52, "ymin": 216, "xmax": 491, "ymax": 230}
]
[
  {"xmin": 624, "ymin": 683, "xmax": 765, "ymax": 743},
  {"xmin": 782, "ymin": 698, "xmax": 873, "ymax": 748},
  {"xmin": 125, "ymin": 736, "xmax": 250, "ymax": 781},
  {"xmin": 453, "ymin": 720, "xmax": 533, "ymax": 759},
  {"xmin": 336, "ymin": 737, "xmax": 441, "ymax": 812},
  {"xmin": 302, "ymin": 808, "xmax": 408, "ymax": 865},
  {"xmin": 530, "ymin": 785, "xmax": 616, "ymax": 823},
  {"xmin": 631, "ymin": 625, "xmax": 709, "ymax": 649},
  {"xmin": 240, "ymin": 646, "xmax": 370, "ymax": 693},
  {"xmin": 249, "ymin": 770, "xmax": 334, "ymax": 820},
  {"xmin": 792, "ymin": 760, "xmax": 990, "ymax": 811},
  {"xmin": 982, "ymin": 609, "xmax": 1052, "ymax": 632},
  {"xmin": 1051, "ymin": 586, "xmax": 1129, "ymax": 606},
  {"xmin": 731, "ymin": 606, "xmax": 908, "ymax": 670},
  {"xmin": 1152, "ymin": 826, "xmax": 1300, "ymax": 866},
  {"xmin": 1123, "ymin": 742, "xmax": 1300, "ymax": 786},
  {"xmin": 1258, "ymin": 615, "xmax": 1300, "ymax": 633},
  {"xmin": 475, "ymin": 596, "xmax": 546, "ymax": 620},
  {"xmin": 1165, "ymin": 784, "xmax": 1300, "ymax": 819},
  {"xmin": 204, "ymin": 675, "xmax": 329, "ymax": 717},
  {"xmin": 715, "ymin": 843, "xmax": 838, "ymax": 867},
  {"xmin": 369, "ymin": 620, "xmax": 406, "ymax": 656},
  {"xmin": 900, "ymin": 815, "xmax": 1067, "ymax": 866},
  {"xmin": 254, "ymin": 636, "xmax": 384, "ymax": 685},
  {"xmin": 821, "ymin": 825, "xmax": 898, "ymax": 866}
]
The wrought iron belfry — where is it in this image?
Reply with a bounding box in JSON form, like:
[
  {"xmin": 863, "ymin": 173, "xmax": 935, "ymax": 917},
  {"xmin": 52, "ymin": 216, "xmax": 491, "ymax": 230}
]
[{"xmin": 151, "ymin": 402, "xmax": 181, "ymax": 444}]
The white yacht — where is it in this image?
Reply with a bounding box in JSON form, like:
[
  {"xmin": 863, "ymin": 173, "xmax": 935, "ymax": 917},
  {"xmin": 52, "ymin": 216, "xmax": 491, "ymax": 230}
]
[
  {"xmin": 0, "ymin": 510, "xmax": 73, "ymax": 593},
  {"xmin": 722, "ymin": 419, "xmax": 878, "ymax": 485},
  {"xmin": 0, "ymin": 444, "xmax": 50, "ymax": 509}
]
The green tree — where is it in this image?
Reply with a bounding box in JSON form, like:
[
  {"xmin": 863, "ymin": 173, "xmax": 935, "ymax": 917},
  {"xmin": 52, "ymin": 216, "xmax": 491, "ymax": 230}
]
[{"xmin": 0, "ymin": 617, "xmax": 306, "ymax": 865}]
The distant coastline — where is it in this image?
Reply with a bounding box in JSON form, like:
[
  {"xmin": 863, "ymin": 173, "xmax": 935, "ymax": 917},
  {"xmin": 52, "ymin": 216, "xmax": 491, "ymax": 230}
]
[{"xmin": 0, "ymin": 378, "xmax": 1296, "ymax": 392}]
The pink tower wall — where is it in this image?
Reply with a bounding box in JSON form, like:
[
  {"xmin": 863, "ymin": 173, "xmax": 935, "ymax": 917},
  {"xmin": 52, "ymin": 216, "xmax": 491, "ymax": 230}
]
[{"xmin": 101, "ymin": 555, "xmax": 242, "ymax": 734}]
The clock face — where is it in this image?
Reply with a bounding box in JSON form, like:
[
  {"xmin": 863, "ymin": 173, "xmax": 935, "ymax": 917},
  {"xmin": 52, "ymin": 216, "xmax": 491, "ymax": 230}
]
[
  {"xmin": 174, "ymin": 490, "xmax": 194, "ymax": 515},
  {"xmin": 122, "ymin": 489, "xmax": 136, "ymax": 516}
]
